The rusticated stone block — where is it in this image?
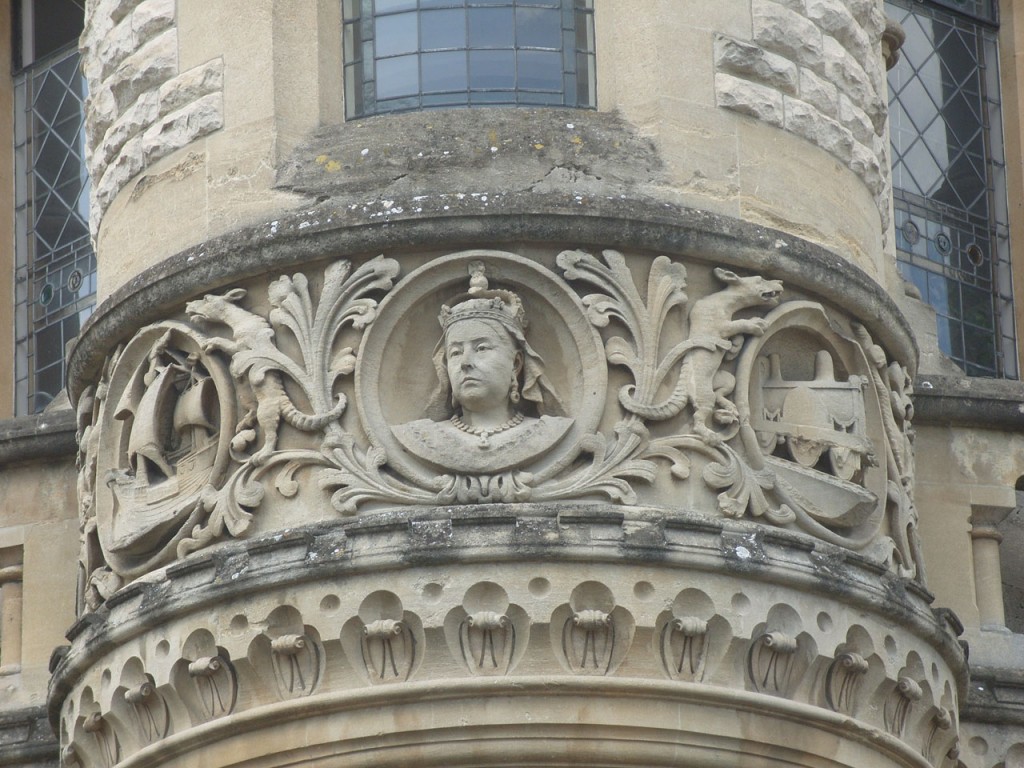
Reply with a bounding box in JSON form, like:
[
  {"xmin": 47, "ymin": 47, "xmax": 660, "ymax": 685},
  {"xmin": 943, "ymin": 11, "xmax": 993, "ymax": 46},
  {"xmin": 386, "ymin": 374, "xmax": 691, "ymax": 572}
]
[
  {"xmin": 714, "ymin": 35, "xmax": 798, "ymax": 96},
  {"xmin": 806, "ymin": 0, "xmax": 871, "ymax": 62},
  {"xmin": 107, "ymin": 28, "xmax": 178, "ymax": 114},
  {"xmin": 784, "ymin": 96, "xmax": 855, "ymax": 165},
  {"xmin": 798, "ymin": 66, "xmax": 839, "ymax": 118},
  {"xmin": 820, "ymin": 35, "xmax": 877, "ymax": 114},
  {"xmin": 752, "ymin": 0, "xmax": 824, "ymax": 67},
  {"xmin": 140, "ymin": 92, "xmax": 224, "ymax": 166},
  {"xmin": 714, "ymin": 73, "xmax": 785, "ymax": 127},
  {"xmin": 158, "ymin": 59, "xmax": 226, "ymax": 116}
]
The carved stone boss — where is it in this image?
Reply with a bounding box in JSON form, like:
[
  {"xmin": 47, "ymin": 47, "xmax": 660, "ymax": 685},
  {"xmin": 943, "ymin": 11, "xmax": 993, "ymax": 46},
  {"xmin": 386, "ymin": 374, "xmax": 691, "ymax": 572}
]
[{"xmin": 78, "ymin": 249, "xmax": 924, "ymax": 598}]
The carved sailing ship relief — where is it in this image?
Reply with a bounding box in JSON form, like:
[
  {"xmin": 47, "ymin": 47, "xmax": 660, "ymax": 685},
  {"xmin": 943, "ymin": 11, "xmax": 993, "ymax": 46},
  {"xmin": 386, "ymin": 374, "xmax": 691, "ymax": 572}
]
[
  {"xmin": 108, "ymin": 336, "xmax": 219, "ymax": 553},
  {"xmin": 91, "ymin": 324, "xmax": 236, "ymax": 579}
]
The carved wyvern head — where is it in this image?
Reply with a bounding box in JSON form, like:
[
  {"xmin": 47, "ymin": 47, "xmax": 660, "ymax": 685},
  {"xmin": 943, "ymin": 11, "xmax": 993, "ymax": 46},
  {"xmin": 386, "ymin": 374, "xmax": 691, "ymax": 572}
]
[
  {"xmin": 713, "ymin": 268, "xmax": 784, "ymax": 307},
  {"xmin": 185, "ymin": 288, "xmax": 248, "ymax": 323}
]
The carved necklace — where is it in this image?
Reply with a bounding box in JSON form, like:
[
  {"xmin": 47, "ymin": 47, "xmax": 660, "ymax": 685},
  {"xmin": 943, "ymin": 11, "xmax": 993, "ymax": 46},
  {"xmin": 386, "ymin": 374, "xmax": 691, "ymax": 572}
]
[{"xmin": 450, "ymin": 412, "xmax": 524, "ymax": 448}]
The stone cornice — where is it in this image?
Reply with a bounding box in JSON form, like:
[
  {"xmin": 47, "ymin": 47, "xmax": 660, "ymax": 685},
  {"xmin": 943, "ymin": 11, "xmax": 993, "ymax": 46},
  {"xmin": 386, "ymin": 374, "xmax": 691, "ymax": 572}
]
[
  {"xmin": 0, "ymin": 410, "xmax": 76, "ymax": 466},
  {"xmin": 0, "ymin": 705, "xmax": 58, "ymax": 767},
  {"xmin": 912, "ymin": 375, "xmax": 1024, "ymax": 430},
  {"xmin": 68, "ymin": 203, "xmax": 917, "ymax": 405},
  {"xmin": 49, "ymin": 505, "xmax": 965, "ymax": 730}
]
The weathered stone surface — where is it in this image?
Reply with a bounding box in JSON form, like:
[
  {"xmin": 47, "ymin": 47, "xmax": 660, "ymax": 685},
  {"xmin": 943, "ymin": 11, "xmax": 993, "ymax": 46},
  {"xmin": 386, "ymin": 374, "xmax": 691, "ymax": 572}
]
[
  {"xmin": 715, "ymin": 73, "xmax": 785, "ymax": 126},
  {"xmin": 157, "ymin": 59, "xmax": 225, "ymax": 116},
  {"xmin": 784, "ymin": 96, "xmax": 855, "ymax": 165},
  {"xmin": 752, "ymin": 0, "xmax": 824, "ymax": 66},
  {"xmin": 798, "ymin": 66, "xmax": 840, "ymax": 117},
  {"xmin": 714, "ymin": 35, "xmax": 799, "ymax": 95}
]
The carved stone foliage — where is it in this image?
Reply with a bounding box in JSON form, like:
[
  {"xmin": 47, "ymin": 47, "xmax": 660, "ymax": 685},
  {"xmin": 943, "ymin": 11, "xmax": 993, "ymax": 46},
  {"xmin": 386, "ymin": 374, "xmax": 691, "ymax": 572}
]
[{"xmin": 79, "ymin": 249, "xmax": 923, "ymax": 592}]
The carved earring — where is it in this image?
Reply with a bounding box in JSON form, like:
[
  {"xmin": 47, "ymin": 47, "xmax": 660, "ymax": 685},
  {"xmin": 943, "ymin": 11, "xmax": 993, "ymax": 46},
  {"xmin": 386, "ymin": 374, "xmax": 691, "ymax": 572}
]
[{"xmin": 510, "ymin": 375, "xmax": 521, "ymax": 404}]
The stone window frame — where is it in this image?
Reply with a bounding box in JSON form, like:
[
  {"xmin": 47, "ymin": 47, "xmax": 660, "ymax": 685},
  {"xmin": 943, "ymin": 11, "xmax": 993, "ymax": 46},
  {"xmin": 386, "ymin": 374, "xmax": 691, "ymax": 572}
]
[{"xmin": 342, "ymin": 0, "xmax": 596, "ymax": 119}]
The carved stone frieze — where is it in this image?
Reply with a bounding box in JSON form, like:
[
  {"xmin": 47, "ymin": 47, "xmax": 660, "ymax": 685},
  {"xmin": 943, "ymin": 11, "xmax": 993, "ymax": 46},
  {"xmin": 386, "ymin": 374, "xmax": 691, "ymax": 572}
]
[
  {"xmin": 56, "ymin": 544, "xmax": 964, "ymax": 768},
  {"xmin": 78, "ymin": 249, "xmax": 925, "ymax": 594}
]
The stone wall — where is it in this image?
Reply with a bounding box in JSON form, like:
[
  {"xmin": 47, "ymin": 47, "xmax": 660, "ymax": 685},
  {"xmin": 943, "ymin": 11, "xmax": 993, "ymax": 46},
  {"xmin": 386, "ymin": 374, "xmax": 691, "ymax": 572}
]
[
  {"xmin": 80, "ymin": 0, "xmax": 224, "ymax": 236},
  {"xmin": 713, "ymin": 0, "xmax": 891, "ymax": 232}
]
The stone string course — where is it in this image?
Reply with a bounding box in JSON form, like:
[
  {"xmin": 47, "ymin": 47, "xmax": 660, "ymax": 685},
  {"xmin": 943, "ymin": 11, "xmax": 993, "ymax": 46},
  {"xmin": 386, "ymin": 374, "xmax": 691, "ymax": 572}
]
[
  {"xmin": 714, "ymin": 0, "xmax": 891, "ymax": 232},
  {"xmin": 81, "ymin": 0, "xmax": 224, "ymax": 236}
]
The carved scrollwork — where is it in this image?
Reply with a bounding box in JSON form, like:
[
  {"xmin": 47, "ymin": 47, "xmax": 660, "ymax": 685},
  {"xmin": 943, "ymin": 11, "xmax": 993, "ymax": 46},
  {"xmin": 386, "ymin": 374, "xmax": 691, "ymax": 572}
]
[
  {"xmin": 360, "ymin": 619, "xmax": 416, "ymax": 683},
  {"xmin": 124, "ymin": 676, "xmax": 170, "ymax": 745},
  {"xmin": 660, "ymin": 616, "xmax": 709, "ymax": 682},
  {"xmin": 182, "ymin": 654, "xmax": 237, "ymax": 721},
  {"xmin": 824, "ymin": 651, "xmax": 869, "ymax": 714},
  {"xmin": 269, "ymin": 632, "xmax": 322, "ymax": 699},
  {"xmin": 884, "ymin": 676, "xmax": 923, "ymax": 737},
  {"xmin": 747, "ymin": 631, "xmax": 799, "ymax": 695},
  {"xmin": 459, "ymin": 611, "xmax": 515, "ymax": 674},
  {"xmin": 563, "ymin": 609, "xmax": 615, "ymax": 675},
  {"xmin": 81, "ymin": 712, "xmax": 119, "ymax": 768}
]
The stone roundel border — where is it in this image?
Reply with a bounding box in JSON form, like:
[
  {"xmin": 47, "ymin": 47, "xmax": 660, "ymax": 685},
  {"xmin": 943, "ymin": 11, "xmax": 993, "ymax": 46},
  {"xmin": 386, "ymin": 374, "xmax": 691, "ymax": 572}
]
[
  {"xmin": 356, "ymin": 249, "xmax": 606, "ymax": 484},
  {"xmin": 66, "ymin": 202, "xmax": 918, "ymax": 406}
]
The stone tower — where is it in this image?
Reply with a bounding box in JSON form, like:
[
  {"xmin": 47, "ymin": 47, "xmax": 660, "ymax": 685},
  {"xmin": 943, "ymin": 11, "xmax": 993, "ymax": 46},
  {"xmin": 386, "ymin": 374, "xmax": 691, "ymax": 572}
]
[{"xmin": 47, "ymin": 0, "xmax": 998, "ymax": 766}]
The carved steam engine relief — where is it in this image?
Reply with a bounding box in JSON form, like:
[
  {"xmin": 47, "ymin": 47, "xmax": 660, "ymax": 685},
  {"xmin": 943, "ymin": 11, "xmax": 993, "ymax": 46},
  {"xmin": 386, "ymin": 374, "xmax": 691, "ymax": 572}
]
[{"xmin": 78, "ymin": 249, "xmax": 926, "ymax": 602}]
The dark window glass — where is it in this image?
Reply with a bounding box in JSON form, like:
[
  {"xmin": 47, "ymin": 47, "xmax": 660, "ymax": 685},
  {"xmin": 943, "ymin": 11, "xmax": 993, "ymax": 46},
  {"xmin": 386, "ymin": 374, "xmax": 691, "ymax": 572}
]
[
  {"xmin": 343, "ymin": 0, "xmax": 596, "ymax": 118},
  {"xmin": 14, "ymin": 44, "xmax": 94, "ymax": 414},
  {"xmin": 887, "ymin": 0, "xmax": 1015, "ymax": 378},
  {"xmin": 421, "ymin": 9, "xmax": 466, "ymax": 49}
]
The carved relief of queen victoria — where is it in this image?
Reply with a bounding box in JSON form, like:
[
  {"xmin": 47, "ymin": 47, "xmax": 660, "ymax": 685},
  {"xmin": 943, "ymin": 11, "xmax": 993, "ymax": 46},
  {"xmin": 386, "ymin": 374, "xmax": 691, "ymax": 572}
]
[{"xmin": 391, "ymin": 264, "xmax": 574, "ymax": 474}]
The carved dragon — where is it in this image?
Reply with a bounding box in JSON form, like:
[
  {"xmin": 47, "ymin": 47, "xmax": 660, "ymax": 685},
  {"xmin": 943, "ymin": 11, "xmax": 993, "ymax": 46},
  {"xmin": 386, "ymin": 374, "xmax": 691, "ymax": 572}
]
[
  {"xmin": 619, "ymin": 268, "xmax": 782, "ymax": 443},
  {"xmin": 186, "ymin": 289, "xmax": 346, "ymax": 465}
]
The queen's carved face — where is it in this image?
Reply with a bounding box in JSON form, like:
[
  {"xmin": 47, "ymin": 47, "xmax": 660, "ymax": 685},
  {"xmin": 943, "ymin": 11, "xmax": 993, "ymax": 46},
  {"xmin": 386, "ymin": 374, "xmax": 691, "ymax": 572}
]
[{"xmin": 444, "ymin": 318, "xmax": 523, "ymax": 424}]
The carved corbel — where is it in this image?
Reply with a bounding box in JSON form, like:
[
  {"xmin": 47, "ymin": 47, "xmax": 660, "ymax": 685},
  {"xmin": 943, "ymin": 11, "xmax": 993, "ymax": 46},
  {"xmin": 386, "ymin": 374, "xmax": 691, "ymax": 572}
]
[
  {"xmin": 824, "ymin": 651, "xmax": 869, "ymax": 714},
  {"xmin": 459, "ymin": 611, "xmax": 515, "ymax": 675},
  {"xmin": 747, "ymin": 631, "xmax": 798, "ymax": 695},
  {"xmin": 124, "ymin": 677, "xmax": 170, "ymax": 744},
  {"xmin": 884, "ymin": 676, "xmax": 923, "ymax": 737},
  {"xmin": 361, "ymin": 619, "xmax": 416, "ymax": 683},
  {"xmin": 660, "ymin": 616, "xmax": 709, "ymax": 682}
]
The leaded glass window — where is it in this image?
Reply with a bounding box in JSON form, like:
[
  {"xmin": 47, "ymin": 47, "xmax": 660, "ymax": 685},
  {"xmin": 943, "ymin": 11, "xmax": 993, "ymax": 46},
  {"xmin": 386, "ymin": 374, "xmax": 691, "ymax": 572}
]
[
  {"xmin": 887, "ymin": 0, "xmax": 1016, "ymax": 377},
  {"xmin": 343, "ymin": 0, "xmax": 596, "ymax": 118},
  {"xmin": 13, "ymin": 44, "xmax": 94, "ymax": 413}
]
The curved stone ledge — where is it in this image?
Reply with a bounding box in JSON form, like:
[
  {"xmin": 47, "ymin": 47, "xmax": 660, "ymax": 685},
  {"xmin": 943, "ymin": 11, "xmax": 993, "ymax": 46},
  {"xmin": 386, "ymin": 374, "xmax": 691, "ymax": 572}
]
[
  {"xmin": 913, "ymin": 375, "xmax": 1024, "ymax": 430},
  {"xmin": 51, "ymin": 506, "xmax": 966, "ymax": 767},
  {"xmin": 0, "ymin": 706, "xmax": 58, "ymax": 768},
  {"xmin": 112, "ymin": 678, "xmax": 934, "ymax": 768},
  {"xmin": 68, "ymin": 205, "xmax": 917, "ymax": 405},
  {"xmin": 0, "ymin": 410, "xmax": 76, "ymax": 467}
]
